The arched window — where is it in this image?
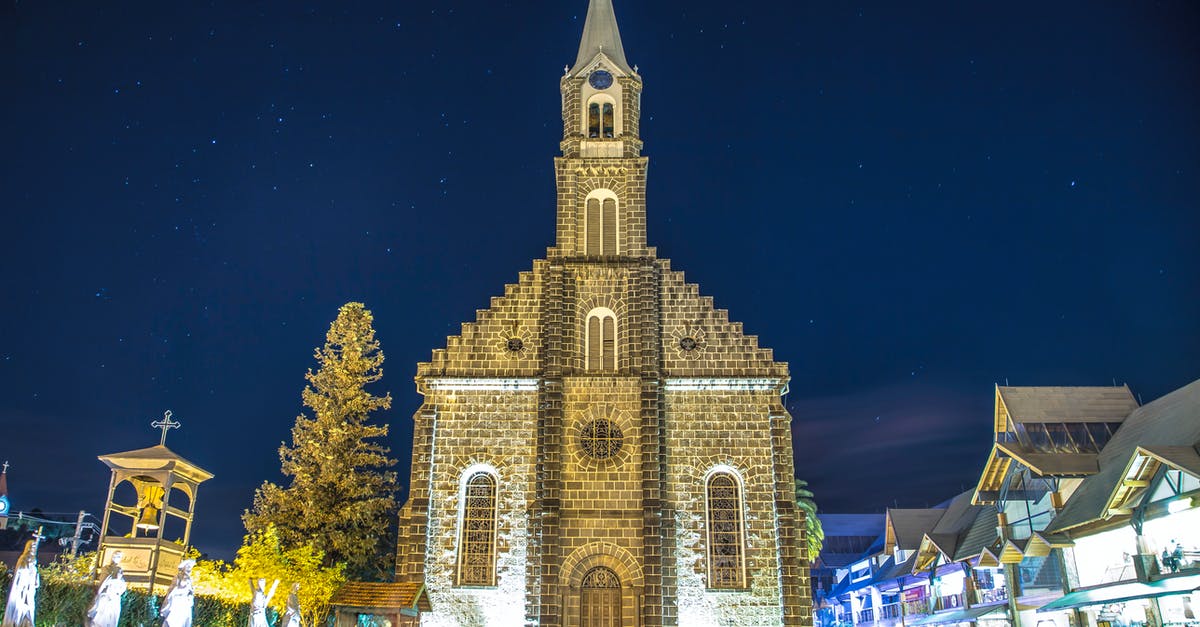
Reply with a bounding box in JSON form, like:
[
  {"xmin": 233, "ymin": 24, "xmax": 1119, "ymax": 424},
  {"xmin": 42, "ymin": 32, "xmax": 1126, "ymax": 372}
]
[
  {"xmin": 586, "ymin": 308, "xmax": 617, "ymax": 371},
  {"xmin": 456, "ymin": 471, "xmax": 498, "ymax": 586},
  {"xmin": 586, "ymin": 96, "xmax": 616, "ymax": 139},
  {"xmin": 706, "ymin": 471, "xmax": 747, "ymax": 589},
  {"xmin": 588, "ymin": 102, "xmax": 601, "ymax": 139},
  {"xmin": 584, "ymin": 190, "xmax": 618, "ymax": 256},
  {"xmin": 580, "ymin": 567, "xmax": 622, "ymax": 627}
]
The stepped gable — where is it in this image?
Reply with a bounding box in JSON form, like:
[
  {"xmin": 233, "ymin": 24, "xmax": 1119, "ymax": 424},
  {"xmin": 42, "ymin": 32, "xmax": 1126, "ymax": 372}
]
[
  {"xmin": 416, "ymin": 260, "xmax": 545, "ymax": 379},
  {"xmin": 658, "ymin": 260, "xmax": 788, "ymax": 379},
  {"xmin": 417, "ymin": 256, "xmax": 787, "ymax": 381}
]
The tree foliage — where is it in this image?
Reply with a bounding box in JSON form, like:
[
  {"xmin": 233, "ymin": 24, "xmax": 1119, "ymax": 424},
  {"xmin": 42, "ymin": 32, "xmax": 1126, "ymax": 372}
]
[
  {"xmin": 195, "ymin": 525, "xmax": 345, "ymax": 627},
  {"xmin": 796, "ymin": 479, "xmax": 825, "ymax": 560},
  {"xmin": 244, "ymin": 302, "xmax": 399, "ymax": 580}
]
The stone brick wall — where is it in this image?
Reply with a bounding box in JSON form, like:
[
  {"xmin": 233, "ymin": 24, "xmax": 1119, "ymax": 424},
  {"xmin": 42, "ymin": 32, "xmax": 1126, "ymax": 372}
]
[
  {"xmin": 411, "ymin": 389, "xmax": 539, "ymax": 626},
  {"xmin": 664, "ymin": 389, "xmax": 792, "ymax": 626}
]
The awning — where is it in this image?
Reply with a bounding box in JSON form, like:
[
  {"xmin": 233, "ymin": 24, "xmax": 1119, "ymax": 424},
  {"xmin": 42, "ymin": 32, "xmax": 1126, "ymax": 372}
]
[
  {"xmin": 1037, "ymin": 574, "xmax": 1200, "ymax": 612},
  {"xmin": 905, "ymin": 603, "xmax": 1007, "ymax": 626}
]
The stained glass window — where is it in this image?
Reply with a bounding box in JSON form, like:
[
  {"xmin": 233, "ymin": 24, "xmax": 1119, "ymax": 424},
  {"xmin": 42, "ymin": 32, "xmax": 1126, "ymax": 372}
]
[
  {"xmin": 706, "ymin": 472, "xmax": 746, "ymax": 589},
  {"xmin": 580, "ymin": 418, "xmax": 624, "ymax": 459},
  {"xmin": 457, "ymin": 472, "xmax": 497, "ymax": 586}
]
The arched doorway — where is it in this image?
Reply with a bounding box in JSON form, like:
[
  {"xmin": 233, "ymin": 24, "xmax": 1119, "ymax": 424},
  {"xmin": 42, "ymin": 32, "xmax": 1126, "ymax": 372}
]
[{"xmin": 580, "ymin": 566, "xmax": 622, "ymax": 627}]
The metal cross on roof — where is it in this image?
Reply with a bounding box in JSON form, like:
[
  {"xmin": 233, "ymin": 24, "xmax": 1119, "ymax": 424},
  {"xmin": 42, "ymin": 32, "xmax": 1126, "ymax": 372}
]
[
  {"xmin": 151, "ymin": 410, "xmax": 181, "ymax": 446},
  {"xmin": 1, "ymin": 461, "xmax": 8, "ymax": 473}
]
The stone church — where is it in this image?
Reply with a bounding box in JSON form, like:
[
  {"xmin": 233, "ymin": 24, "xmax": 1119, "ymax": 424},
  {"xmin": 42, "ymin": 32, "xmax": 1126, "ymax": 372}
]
[{"xmin": 395, "ymin": 1, "xmax": 811, "ymax": 624}]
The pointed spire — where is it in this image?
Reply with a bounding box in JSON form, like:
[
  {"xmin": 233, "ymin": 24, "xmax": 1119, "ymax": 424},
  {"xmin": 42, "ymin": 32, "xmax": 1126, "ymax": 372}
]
[
  {"xmin": 0, "ymin": 461, "xmax": 8, "ymax": 499},
  {"xmin": 571, "ymin": 0, "xmax": 632, "ymax": 75}
]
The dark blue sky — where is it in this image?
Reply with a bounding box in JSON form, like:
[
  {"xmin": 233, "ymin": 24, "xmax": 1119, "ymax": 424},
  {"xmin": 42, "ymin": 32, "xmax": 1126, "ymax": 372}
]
[{"xmin": 2, "ymin": 1, "xmax": 1197, "ymax": 558}]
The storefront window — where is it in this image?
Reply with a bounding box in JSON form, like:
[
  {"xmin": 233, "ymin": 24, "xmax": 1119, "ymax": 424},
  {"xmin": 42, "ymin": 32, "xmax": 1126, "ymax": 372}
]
[{"xmin": 1144, "ymin": 505, "xmax": 1200, "ymax": 574}]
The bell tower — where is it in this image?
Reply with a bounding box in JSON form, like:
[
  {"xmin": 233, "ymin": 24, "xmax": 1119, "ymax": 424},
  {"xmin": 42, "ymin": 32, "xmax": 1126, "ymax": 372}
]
[{"xmin": 554, "ymin": 0, "xmax": 650, "ymax": 260}]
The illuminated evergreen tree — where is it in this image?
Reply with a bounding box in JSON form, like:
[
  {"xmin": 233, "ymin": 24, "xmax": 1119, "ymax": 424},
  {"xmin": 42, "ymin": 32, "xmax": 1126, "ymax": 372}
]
[
  {"xmin": 244, "ymin": 302, "xmax": 398, "ymax": 580},
  {"xmin": 795, "ymin": 479, "xmax": 825, "ymax": 560}
]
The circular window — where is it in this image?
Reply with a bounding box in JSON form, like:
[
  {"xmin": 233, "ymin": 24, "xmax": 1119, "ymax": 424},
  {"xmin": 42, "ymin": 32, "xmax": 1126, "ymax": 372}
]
[
  {"xmin": 679, "ymin": 337, "xmax": 698, "ymax": 352},
  {"xmin": 580, "ymin": 419, "xmax": 624, "ymax": 459},
  {"xmin": 588, "ymin": 70, "xmax": 614, "ymax": 90},
  {"xmin": 506, "ymin": 337, "xmax": 525, "ymax": 352}
]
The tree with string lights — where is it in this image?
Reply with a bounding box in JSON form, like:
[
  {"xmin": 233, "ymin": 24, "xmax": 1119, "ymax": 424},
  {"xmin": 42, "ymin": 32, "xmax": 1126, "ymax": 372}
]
[{"xmin": 243, "ymin": 302, "xmax": 398, "ymax": 580}]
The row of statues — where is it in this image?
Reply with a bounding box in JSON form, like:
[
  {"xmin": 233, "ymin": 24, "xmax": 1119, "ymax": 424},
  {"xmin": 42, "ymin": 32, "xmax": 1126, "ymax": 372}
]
[{"xmin": 2, "ymin": 541, "xmax": 302, "ymax": 627}]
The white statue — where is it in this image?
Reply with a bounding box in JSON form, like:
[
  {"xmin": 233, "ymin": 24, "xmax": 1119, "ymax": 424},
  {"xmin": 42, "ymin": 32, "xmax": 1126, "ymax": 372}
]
[
  {"xmin": 87, "ymin": 551, "xmax": 127, "ymax": 627},
  {"xmin": 280, "ymin": 582, "xmax": 301, "ymax": 627},
  {"xmin": 2, "ymin": 539, "xmax": 39, "ymax": 627},
  {"xmin": 247, "ymin": 578, "xmax": 279, "ymax": 627},
  {"xmin": 159, "ymin": 559, "xmax": 196, "ymax": 627}
]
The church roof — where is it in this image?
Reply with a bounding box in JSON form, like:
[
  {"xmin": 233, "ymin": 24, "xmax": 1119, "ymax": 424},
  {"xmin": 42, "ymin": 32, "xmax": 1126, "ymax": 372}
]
[
  {"xmin": 571, "ymin": 0, "xmax": 633, "ymax": 75},
  {"xmin": 97, "ymin": 444, "xmax": 213, "ymax": 483}
]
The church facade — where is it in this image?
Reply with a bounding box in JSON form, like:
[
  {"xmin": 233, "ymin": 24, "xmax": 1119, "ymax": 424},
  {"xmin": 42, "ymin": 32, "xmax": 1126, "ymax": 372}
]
[{"xmin": 395, "ymin": 1, "xmax": 811, "ymax": 625}]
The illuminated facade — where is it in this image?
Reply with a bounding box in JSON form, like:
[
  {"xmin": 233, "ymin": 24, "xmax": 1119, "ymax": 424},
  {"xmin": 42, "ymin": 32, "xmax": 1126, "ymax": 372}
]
[
  {"xmin": 819, "ymin": 380, "xmax": 1200, "ymax": 627},
  {"xmin": 393, "ymin": 1, "xmax": 810, "ymax": 625}
]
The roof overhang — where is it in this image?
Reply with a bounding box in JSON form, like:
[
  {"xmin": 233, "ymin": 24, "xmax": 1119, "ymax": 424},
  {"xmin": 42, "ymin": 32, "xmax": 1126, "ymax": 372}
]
[
  {"xmin": 1037, "ymin": 574, "xmax": 1200, "ymax": 612},
  {"xmin": 994, "ymin": 443, "xmax": 1098, "ymax": 477}
]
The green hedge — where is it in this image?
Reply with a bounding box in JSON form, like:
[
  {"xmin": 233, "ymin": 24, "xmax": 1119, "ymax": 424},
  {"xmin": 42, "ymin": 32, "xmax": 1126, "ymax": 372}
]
[{"xmin": 0, "ymin": 574, "xmax": 253, "ymax": 627}]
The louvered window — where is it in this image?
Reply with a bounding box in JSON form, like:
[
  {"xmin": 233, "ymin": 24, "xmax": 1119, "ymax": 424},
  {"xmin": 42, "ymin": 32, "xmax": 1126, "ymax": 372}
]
[
  {"xmin": 586, "ymin": 309, "xmax": 617, "ymax": 371},
  {"xmin": 584, "ymin": 194, "xmax": 618, "ymax": 256}
]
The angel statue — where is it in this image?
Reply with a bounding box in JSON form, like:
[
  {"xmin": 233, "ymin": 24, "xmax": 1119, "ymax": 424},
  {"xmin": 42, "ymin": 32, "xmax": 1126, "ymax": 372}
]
[
  {"xmin": 87, "ymin": 551, "xmax": 127, "ymax": 627},
  {"xmin": 160, "ymin": 559, "xmax": 197, "ymax": 627},
  {"xmin": 248, "ymin": 577, "xmax": 279, "ymax": 627},
  {"xmin": 2, "ymin": 538, "xmax": 40, "ymax": 627},
  {"xmin": 280, "ymin": 582, "xmax": 302, "ymax": 627}
]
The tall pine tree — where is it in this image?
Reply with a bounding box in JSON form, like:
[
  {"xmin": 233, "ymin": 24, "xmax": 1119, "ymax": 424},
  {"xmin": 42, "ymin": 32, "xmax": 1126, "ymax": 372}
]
[{"xmin": 244, "ymin": 302, "xmax": 398, "ymax": 580}]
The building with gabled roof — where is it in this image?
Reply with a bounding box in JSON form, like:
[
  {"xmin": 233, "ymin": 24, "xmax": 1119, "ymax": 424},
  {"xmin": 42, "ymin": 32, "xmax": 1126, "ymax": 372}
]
[
  {"xmin": 393, "ymin": 1, "xmax": 809, "ymax": 624},
  {"xmin": 819, "ymin": 493, "xmax": 1008, "ymax": 627}
]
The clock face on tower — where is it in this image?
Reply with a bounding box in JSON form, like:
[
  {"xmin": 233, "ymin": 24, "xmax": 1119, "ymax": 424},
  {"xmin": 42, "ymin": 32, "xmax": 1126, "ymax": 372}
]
[
  {"xmin": 0, "ymin": 496, "xmax": 9, "ymax": 515},
  {"xmin": 588, "ymin": 69, "xmax": 613, "ymax": 90}
]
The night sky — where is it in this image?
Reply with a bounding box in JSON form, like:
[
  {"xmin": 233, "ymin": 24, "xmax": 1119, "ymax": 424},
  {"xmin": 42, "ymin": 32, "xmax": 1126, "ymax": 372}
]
[{"xmin": 2, "ymin": 1, "xmax": 1197, "ymax": 559}]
